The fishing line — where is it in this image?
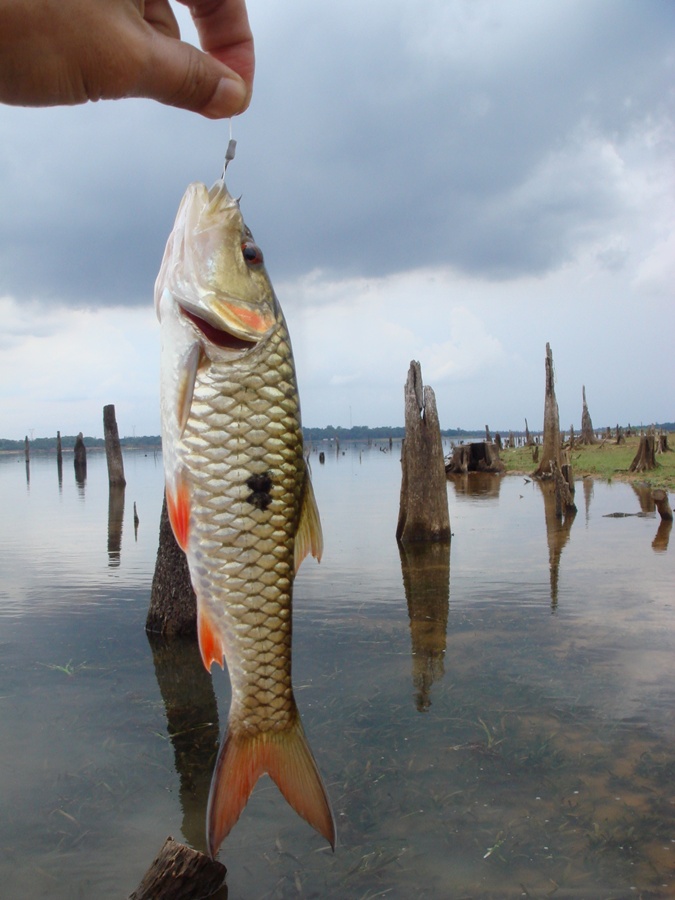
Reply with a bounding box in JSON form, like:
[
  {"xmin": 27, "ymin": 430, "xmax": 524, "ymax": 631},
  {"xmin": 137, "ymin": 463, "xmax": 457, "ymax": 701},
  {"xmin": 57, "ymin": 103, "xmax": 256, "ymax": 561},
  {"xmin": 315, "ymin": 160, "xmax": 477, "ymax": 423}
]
[{"xmin": 223, "ymin": 118, "xmax": 237, "ymax": 174}]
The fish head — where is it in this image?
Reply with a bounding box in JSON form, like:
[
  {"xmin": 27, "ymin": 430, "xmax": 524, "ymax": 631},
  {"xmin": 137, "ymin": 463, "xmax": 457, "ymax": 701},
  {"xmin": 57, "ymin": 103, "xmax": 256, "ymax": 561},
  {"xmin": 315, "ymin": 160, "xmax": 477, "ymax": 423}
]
[{"xmin": 155, "ymin": 179, "xmax": 278, "ymax": 355}]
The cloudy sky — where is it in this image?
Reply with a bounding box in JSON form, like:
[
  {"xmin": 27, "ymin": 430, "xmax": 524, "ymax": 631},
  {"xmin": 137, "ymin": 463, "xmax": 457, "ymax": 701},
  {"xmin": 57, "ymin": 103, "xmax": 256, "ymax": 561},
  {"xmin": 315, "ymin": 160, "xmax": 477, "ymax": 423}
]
[{"xmin": 1, "ymin": 0, "xmax": 673, "ymax": 440}]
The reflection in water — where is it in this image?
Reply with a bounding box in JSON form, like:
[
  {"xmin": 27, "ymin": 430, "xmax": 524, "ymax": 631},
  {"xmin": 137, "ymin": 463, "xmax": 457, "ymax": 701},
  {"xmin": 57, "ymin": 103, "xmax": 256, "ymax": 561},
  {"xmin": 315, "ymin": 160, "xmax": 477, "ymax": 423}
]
[
  {"xmin": 582, "ymin": 475, "xmax": 593, "ymax": 523},
  {"xmin": 632, "ymin": 482, "xmax": 656, "ymax": 514},
  {"xmin": 107, "ymin": 485, "xmax": 125, "ymax": 567},
  {"xmin": 25, "ymin": 459, "xmax": 30, "ymax": 487},
  {"xmin": 146, "ymin": 634, "xmax": 220, "ymax": 852},
  {"xmin": 74, "ymin": 463, "xmax": 86, "ymax": 496},
  {"xmin": 398, "ymin": 540, "xmax": 450, "ymax": 712},
  {"xmin": 653, "ymin": 519, "xmax": 672, "ymax": 552},
  {"xmin": 538, "ymin": 480, "xmax": 576, "ymax": 611},
  {"xmin": 448, "ymin": 472, "xmax": 502, "ymax": 499}
]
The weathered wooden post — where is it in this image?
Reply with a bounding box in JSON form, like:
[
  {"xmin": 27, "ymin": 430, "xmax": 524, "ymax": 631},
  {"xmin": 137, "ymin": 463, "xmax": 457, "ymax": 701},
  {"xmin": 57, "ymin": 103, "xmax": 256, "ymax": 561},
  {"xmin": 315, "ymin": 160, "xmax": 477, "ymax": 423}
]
[
  {"xmin": 396, "ymin": 361, "xmax": 450, "ymax": 543},
  {"xmin": 580, "ymin": 385, "xmax": 596, "ymax": 444},
  {"xmin": 533, "ymin": 343, "xmax": 562, "ymax": 479},
  {"xmin": 147, "ymin": 494, "xmax": 197, "ymax": 636},
  {"xmin": 73, "ymin": 432, "xmax": 87, "ymax": 484},
  {"xmin": 103, "ymin": 404, "xmax": 126, "ymax": 487},
  {"xmin": 24, "ymin": 435, "xmax": 29, "ymax": 462}
]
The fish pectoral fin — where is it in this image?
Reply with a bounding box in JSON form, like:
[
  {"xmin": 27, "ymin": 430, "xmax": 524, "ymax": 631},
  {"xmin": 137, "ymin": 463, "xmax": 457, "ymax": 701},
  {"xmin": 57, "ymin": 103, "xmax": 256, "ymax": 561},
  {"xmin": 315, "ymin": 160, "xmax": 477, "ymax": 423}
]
[
  {"xmin": 294, "ymin": 473, "xmax": 323, "ymax": 573},
  {"xmin": 198, "ymin": 606, "xmax": 226, "ymax": 673},
  {"xmin": 166, "ymin": 473, "xmax": 190, "ymax": 551},
  {"xmin": 177, "ymin": 342, "xmax": 202, "ymax": 436},
  {"xmin": 207, "ymin": 717, "xmax": 335, "ymax": 859}
]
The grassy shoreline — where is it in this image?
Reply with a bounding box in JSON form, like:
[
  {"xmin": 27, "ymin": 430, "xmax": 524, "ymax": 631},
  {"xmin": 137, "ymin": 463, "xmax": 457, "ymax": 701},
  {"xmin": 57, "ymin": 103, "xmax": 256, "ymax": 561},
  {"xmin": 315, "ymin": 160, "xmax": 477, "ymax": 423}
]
[{"xmin": 500, "ymin": 434, "xmax": 675, "ymax": 491}]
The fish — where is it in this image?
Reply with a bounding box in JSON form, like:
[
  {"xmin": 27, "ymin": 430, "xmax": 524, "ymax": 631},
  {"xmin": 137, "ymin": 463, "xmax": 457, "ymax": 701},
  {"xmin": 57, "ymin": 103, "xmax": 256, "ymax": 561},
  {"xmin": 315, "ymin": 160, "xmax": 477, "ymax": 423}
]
[{"xmin": 155, "ymin": 177, "xmax": 335, "ymax": 857}]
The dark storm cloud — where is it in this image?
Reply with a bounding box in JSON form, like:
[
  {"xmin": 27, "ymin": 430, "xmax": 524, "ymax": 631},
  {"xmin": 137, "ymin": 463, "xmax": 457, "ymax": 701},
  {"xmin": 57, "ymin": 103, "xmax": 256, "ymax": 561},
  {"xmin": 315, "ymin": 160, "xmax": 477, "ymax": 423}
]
[{"xmin": 0, "ymin": 0, "xmax": 672, "ymax": 307}]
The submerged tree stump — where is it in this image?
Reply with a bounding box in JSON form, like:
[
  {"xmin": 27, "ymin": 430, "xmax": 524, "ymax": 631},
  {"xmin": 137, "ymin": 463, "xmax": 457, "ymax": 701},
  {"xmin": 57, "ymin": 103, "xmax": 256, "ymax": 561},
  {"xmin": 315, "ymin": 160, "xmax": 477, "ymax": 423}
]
[
  {"xmin": 147, "ymin": 494, "xmax": 197, "ymax": 636},
  {"xmin": 103, "ymin": 403, "xmax": 126, "ymax": 487},
  {"xmin": 445, "ymin": 441, "xmax": 504, "ymax": 474},
  {"xmin": 652, "ymin": 489, "xmax": 673, "ymax": 521},
  {"xmin": 129, "ymin": 837, "xmax": 226, "ymax": 900},
  {"xmin": 396, "ymin": 361, "xmax": 450, "ymax": 543},
  {"xmin": 629, "ymin": 432, "xmax": 657, "ymax": 473},
  {"xmin": 533, "ymin": 343, "xmax": 562, "ymax": 479},
  {"xmin": 73, "ymin": 432, "xmax": 87, "ymax": 483}
]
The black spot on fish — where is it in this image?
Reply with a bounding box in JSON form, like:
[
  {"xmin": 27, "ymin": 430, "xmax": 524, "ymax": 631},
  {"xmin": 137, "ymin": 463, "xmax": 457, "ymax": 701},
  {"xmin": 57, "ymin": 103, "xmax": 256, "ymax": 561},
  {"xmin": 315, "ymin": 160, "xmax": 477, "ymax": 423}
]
[{"xmin": 246, "ymin": 472, "xmax": 273, "ymax": 510}]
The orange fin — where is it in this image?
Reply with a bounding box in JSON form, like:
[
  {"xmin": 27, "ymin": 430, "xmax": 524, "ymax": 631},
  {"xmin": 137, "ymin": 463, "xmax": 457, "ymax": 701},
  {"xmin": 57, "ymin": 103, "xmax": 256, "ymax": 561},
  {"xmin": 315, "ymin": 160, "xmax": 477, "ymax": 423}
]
[
  {"xmin": 207, "ymin": 716, "xmax": 335, "ymax": 858},
  {"xmin": 166, "ymin": 474, "xmax": 190, "ymax": 550},
  {"xmin": 198, "ymin": 606, "xmax": 225, "ymax": 673},
  {"xmin": 294, "ymin": 471, "xmax": 323, "ymax": 573}
]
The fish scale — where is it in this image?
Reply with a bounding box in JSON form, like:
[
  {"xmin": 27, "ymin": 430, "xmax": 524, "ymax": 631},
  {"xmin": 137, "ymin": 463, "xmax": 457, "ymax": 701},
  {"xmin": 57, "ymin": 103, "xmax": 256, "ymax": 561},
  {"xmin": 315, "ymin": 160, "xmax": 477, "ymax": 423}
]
[{"xmin": 156, "ymin": 176, "xmax": 334, "ymax": 856}]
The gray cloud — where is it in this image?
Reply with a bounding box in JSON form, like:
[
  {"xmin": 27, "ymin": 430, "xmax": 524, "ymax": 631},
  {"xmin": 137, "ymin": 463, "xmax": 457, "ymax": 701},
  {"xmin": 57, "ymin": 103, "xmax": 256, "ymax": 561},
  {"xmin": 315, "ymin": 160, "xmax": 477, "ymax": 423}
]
[{"xmin": 0, "ymin": 0, "xmax": 672, "ymax": 307}]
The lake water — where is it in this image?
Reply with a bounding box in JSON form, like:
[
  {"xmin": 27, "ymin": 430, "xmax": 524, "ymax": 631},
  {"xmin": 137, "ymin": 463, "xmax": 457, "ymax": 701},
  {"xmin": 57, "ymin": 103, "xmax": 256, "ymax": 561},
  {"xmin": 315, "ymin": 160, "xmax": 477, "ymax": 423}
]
[{"xmin": 0, "ymin": 444, "xmax": 674, "ymax": 899}]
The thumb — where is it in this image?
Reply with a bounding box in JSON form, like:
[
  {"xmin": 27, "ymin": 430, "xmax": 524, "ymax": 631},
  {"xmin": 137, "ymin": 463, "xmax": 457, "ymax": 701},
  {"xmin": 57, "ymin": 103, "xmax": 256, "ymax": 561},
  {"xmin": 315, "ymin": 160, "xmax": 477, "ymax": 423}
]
[{"xmin": 137, "ymin": 31, "xmax": 249, "ymax": 118}]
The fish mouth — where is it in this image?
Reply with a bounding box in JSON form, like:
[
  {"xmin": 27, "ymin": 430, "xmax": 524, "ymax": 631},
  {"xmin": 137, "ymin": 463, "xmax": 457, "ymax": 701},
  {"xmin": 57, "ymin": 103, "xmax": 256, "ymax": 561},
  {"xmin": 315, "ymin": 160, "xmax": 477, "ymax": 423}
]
[{"xmin": 181, "ymin": 308, "xmax": 258, "ymax": 352}]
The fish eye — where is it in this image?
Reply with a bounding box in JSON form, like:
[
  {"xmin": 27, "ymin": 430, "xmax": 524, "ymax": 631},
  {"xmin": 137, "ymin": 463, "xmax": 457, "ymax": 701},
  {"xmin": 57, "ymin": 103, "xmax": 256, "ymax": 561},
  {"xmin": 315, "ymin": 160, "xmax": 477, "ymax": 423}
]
[{"xmin": 242, "ymin": 241, "xmax": 264, "ymax": 266}]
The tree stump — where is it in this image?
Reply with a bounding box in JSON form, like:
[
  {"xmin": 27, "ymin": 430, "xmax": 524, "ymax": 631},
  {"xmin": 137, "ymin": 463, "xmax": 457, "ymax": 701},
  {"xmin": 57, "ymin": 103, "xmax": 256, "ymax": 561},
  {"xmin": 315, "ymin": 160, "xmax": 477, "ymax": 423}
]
[
  {"xmin": 533, "ymin": 343, "xmax": 562, "ymax": 479},
  {"xmin": 147, "ymin": 493, "xmax": 197, "ymax": 636},
  {"xmin": 580, "ymin": 385, "xmax": 596, "ymax": 444},
  {"xmin": 129, "ymin": 837, "xmax": 226, "ymax": 899},
  {"xmin": 73, "ymin": 432, "xmax": 87, "ymax": 484},
  {"xmin": 445, "ymin": 441, "xmax": 504, "ymax": 474},
  {"xmin": 552, "ymin": 459, "xmax": 577, "ymax": 518},
  {"xmin": 629, "ymin": 433, "xmax": 657, "ymax": 473},
  {"xmin": 525, "ymin": 418, "xmax": 533, "ymax": 446},
  {"xmin": 396, "ymin": 361, "xmax": 450, "ymax": 543},
  {"xmin": 103, "ymin": 403, "xmax": 126, "ymax": 487},
  {"xmin": 652, "ymin": 489, "xmax": 673, "ymax": 521}
]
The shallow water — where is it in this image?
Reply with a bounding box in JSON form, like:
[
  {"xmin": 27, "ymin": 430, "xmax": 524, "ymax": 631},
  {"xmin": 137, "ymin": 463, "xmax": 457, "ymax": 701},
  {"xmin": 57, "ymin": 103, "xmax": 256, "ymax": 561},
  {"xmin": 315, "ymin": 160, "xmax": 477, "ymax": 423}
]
[{"xmin": 0, "ymin": 445, "xmax": 674, "ymax": 899}]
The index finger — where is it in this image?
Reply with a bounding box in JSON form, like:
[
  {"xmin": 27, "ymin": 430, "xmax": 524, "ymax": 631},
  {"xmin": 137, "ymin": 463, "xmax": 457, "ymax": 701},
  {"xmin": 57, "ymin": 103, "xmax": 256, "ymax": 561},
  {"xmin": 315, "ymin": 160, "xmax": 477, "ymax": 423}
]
[{"xmin": 179, "ymin": 0, "xmax": 254, "ymax": 90}]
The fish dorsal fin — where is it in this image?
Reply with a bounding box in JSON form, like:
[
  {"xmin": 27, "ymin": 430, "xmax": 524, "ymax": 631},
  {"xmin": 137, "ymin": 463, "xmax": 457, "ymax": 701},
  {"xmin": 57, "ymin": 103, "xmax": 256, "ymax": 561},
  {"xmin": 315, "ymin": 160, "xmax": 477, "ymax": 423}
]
[{"xmin": 294, "ymin": 471, "xmax": 323, "ymax": 572}]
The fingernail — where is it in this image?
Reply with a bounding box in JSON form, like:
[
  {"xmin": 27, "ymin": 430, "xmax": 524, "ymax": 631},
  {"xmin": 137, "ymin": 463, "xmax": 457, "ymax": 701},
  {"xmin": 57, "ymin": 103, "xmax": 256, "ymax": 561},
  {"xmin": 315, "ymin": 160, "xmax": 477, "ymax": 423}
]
[{"xmin": 202, "ymin": 76, "xmax": 248, "ymax": 119}]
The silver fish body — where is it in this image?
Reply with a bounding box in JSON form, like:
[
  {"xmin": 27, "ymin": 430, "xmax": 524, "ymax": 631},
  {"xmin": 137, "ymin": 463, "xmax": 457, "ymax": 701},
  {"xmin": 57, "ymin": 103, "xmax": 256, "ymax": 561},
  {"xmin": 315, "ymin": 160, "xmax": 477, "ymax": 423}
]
[{"xmin": 155, "ymin": 179, "xmax": 334, "ymax": 857}]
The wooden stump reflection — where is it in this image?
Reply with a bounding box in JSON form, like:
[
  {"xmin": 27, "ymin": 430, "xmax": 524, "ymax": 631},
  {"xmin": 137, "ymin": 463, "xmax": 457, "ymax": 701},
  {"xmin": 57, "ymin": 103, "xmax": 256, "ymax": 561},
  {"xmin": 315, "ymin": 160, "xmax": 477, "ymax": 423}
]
[
  {"xmin": 398, "ymin": 540, "xmax": 450, "ymax": 712},
  {"xmin": 146, "ymin": 634, "xmax": 221, "ymax": 852},
  {"xmin": 107, "ymin": 485, "xmax": 125, "ymax": 567},
  {"xmin": 538, "ymin": 480, "xmax": 576, "ymax": 611}
]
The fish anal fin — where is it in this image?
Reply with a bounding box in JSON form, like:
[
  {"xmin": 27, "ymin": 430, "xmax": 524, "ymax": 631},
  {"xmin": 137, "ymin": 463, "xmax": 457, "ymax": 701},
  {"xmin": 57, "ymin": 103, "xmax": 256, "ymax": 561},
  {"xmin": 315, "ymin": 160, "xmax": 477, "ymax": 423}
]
[
  {"xmin": 294, "ymin": 473, "xmax": 323, "ymax": 573},
  {"xmin": 198, "ymin": 606, "xmax": 225, "ymax": 673},
  {"xmin": 207, "ymin": 718, "xmax": 335, "ymax": 858},
  {"xmin": 166, "ymin": 475, "xmax": 190, "ymax": 550}
]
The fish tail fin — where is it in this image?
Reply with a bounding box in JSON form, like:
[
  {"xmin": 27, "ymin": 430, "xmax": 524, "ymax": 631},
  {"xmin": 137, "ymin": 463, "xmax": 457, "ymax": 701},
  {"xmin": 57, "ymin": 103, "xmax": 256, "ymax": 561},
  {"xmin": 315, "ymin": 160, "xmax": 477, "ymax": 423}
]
[{"xmin": 206, "ymin": 716, "xmax": 335, "ymax": 857}]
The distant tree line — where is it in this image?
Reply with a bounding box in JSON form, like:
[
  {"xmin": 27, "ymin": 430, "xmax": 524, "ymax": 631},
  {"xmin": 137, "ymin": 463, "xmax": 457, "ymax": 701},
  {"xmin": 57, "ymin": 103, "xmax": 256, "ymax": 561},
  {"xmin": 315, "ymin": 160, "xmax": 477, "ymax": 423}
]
[
  {"xmin": 0, "ymin": 434, "xmax": 162, "ymax": 451},
  {"xmin": 302, "ymin": 425, "xmax": 476, "ymax": 441},
  {"xmin": 2, "ymin": 422, "xmax": 672, "ymax": 452}
]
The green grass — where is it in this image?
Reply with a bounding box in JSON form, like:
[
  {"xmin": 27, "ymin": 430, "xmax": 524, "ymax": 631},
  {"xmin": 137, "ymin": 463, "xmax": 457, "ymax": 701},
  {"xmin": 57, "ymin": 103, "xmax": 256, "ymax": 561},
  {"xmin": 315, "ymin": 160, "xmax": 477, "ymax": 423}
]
[{"xmin": 501, "ymin": 435, "xmax": 675, "ymax": 490}]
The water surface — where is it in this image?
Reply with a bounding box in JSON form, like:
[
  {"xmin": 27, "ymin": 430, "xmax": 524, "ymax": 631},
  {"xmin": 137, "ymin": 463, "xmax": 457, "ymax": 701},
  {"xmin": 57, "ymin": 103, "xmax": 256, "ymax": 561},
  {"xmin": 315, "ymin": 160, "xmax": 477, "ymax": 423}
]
[{"xmin": 0, "ymin": 445, "xmax": 673, "ymax": 898}]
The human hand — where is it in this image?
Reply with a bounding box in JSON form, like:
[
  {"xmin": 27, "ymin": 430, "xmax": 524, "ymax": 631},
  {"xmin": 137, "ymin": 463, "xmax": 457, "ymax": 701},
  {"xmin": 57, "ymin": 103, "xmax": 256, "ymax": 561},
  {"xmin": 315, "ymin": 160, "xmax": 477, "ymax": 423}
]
[{"xmin": 0, "ymin": 0, "xmax": 254, "ymax": 118}]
